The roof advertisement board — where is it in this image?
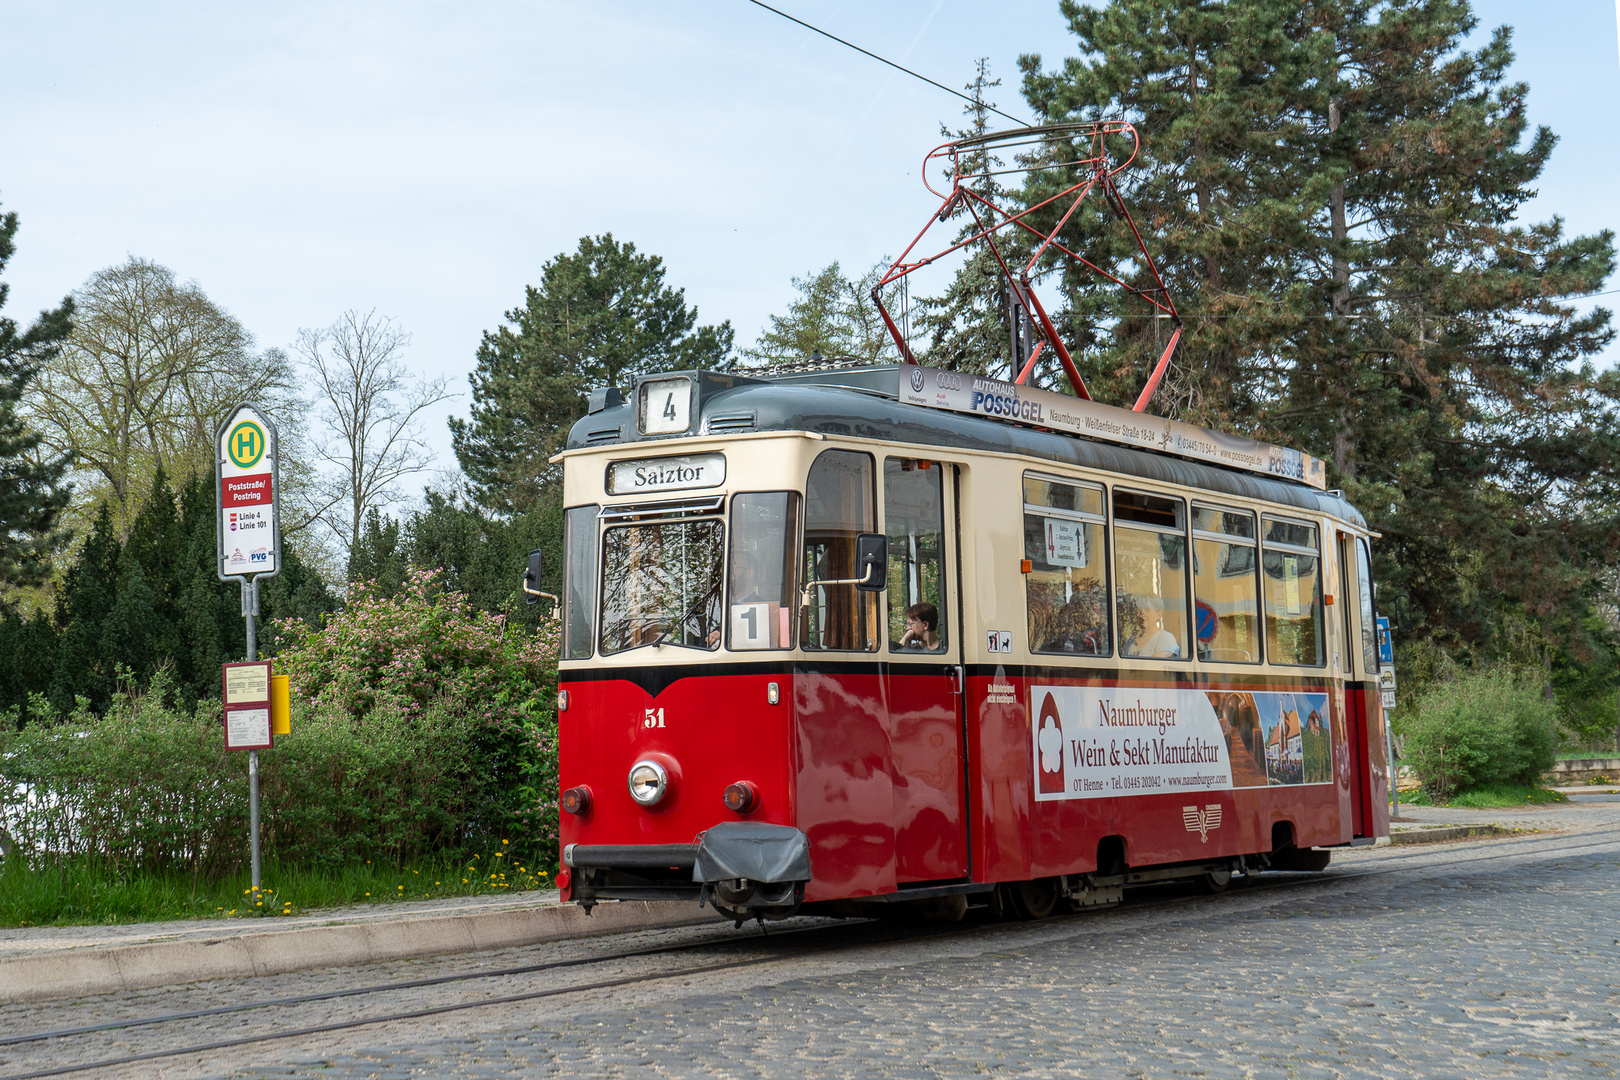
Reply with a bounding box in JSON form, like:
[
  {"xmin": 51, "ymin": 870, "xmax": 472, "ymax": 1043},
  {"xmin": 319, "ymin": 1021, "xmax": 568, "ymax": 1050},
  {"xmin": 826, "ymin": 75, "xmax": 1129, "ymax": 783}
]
[{"xmin": 898, "ymin": 365, "xmax": 1327, "ymax": 491}]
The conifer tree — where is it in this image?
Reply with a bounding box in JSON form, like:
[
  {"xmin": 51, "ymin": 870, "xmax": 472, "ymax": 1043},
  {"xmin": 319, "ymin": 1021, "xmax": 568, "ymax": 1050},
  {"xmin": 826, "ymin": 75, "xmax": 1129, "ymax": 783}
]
[
  {"xmin": 0, "ymin": 201, "xmax": 72, "ymax": 588},
  {"xmin": 914, "ymin": 60, "xmax": 1038, "ymax": 380},
  {"xmin": 451, "ymin": 235, "xmax": 733, "ymax": 511},
  {"xmin": 1020, "ymin": 0, "xmax": 1618, "ymax": 656},
  {"xmin": 743, "ymin": 261, "xmax": 892, "ymax": 366},
  {"xmin": 0, "ymin": 607, "xmax": 56, "ymax": 724},
  {"xmin": 347, "ymin": 508, "xmax": 406, "ymax": 596},
  {"xmin": 49, "ymin": 502, "xmax": 121, "ymax": 710}
]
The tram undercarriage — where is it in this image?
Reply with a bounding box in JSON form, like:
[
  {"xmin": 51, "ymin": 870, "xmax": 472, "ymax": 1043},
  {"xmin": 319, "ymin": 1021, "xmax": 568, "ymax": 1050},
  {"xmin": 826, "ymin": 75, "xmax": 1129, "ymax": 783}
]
[{"xmin": 565, "ymin": 833, "xmax": 1336, "ymax": 926}]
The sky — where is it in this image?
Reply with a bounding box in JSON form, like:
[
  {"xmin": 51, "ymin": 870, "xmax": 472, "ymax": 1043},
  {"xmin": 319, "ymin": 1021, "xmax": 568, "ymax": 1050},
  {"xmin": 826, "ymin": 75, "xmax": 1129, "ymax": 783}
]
[{"xmin": 2, "ymin": 0, "xmax": 1617, "ymax": 491}]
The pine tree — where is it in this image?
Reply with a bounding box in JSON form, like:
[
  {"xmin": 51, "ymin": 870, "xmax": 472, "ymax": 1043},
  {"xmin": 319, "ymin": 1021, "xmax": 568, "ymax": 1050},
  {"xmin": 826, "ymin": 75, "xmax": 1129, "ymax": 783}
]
[
  {"xmin": 913, "ymin": 60, "xmax": 1037, "ymax": 380},
  {"xmin": 405, "ymin": 488, "xmax": 564, "ymax": 625},
  {"xmin": 743, "ymin": 261, "xmax": 892, "ymax": 365},
  {"xmin": 1020, "ymin": 0, "xmax": 1618, "ymax": 656},
  {"xmin": 347, "ymin": 508, "xmax": 406, "ymax": 596},
  {"xmin": 49, "ymin": 503, "xmax": 121, "ymax": 711},
  {"xmin": 450, "ymin": 235, "xmax": 733, "ymax": 511},
  {"xmin": 1020, "ymin": 0, "xmax": 1332, "ymax": 415},
  {"xmin": 43, "ymin": 475, "xmax": 337, "ymax": 714},
  {"xmin": 0, "ymin": 201, "xmax": 72, "ymax": 588},
  {"xmin": 0, "ymin": 607, "xmax": 56, "ymax": 723}
]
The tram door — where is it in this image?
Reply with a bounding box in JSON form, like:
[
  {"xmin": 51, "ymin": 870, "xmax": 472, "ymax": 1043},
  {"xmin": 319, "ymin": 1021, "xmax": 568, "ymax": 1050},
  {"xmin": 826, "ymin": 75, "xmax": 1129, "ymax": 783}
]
[{"xmin": 882, "ymin": 457, "xmax": 969, "ymax": 884}]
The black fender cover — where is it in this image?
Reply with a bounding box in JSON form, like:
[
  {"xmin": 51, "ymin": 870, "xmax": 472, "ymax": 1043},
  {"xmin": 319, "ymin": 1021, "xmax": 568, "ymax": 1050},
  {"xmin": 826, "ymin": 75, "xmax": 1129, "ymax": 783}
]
[{"xmin": 693, "ymin": 822, "xmax": 812, "ymax": 884}]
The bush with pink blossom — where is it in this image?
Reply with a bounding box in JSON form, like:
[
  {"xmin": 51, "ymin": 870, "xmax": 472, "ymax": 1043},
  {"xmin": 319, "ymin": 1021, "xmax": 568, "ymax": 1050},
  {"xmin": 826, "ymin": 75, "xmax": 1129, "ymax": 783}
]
[{"xmin": 271, "ymin": 569, "xmax": 561, "ymax": 864}]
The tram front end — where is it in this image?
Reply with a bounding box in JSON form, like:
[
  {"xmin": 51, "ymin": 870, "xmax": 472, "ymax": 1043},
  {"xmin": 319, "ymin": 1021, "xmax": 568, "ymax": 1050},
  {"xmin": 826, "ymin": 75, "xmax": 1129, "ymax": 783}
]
[{"xmin": 550, "ymin": 379, "xmax": 856, "ymax": 922}]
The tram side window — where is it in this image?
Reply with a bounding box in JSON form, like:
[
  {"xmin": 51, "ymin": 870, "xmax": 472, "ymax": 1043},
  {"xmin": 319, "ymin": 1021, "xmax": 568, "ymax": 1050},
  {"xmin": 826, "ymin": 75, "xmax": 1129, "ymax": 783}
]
[
  {"xmin": 1114, "ymin": 490, "xmax": 1189, "ymax": 660},
  {"xmin": 1023, "ymin": 474, "xmax": 1109, "ymax": 656},
  {"xmin": 1356, "ymin": 538, "xmax": 1378, "ymax": 673},
  {"xmin": 1261, "ymin": 516, "xmax": 1325, "ymax": 667},
  {"xmin": 598, "ymin": 515, "xmax": 725, "ymax": 655},
  {"xmin": 563, "ymin": 505, "xmax": 598, "ymax": 659},
  {"xmin": 1190, "ymin": 505, "xmax": 1260, "ymax": 663},
  {"xmin": 886, "ymin": 459, "xmax": 948, "ymax": 653},
  {"xmin": 727, "ymin": 492, "xmax": 801, "ymax": 651},
  {"xmin": 802, "ymin": 450, "xmax": 879, "ymax": 652}
]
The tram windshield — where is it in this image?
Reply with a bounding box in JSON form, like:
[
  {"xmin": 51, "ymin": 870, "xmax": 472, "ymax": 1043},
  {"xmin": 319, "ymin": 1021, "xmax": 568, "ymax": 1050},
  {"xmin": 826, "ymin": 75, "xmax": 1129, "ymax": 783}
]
[{"xmin": 599, "ymin": 518, "xmax": 725, "ymax": 654}]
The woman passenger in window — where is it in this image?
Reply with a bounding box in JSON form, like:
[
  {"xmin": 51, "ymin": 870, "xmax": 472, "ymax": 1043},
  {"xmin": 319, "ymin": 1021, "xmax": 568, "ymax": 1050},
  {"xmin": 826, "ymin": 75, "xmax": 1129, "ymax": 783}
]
[
  {"xmin": 899, "ymin": 602, "xmax": 940, "ymax": 650},
  {"xmin": 1138, "ymin": 617, "xmax": 1181, "ymax": 658}
]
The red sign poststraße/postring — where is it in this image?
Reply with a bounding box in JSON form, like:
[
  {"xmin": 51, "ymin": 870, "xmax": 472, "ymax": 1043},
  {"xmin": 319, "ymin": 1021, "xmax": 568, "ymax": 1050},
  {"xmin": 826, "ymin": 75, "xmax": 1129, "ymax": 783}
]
[{"xmin": 222, "ymin": 473, "xmax": 273, "ymax": 507}]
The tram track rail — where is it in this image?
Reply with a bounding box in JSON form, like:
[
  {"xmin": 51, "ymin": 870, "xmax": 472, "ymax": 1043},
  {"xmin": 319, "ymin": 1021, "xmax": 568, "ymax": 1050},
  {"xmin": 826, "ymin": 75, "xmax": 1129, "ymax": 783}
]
[{"xmin": 4, "ymin": 826, "xmax": 1616, "ymax": 1080}]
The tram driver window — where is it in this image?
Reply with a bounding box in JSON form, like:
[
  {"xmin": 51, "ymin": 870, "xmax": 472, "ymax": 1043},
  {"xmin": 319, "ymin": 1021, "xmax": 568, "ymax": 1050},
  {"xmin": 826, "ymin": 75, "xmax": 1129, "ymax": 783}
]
[
  {"xmin": 1113, "ymin": 490, "xmax": 1190, "ymax": 660},
  {"xmin": 1190, "ymin": 505, "xmax": 1261, "ymax": 664},
  {"xmin": 1023, "ymin": 474, "xmax": 1110, "ymax": 656},
  {"xmin": 1261, "ymin": 516, "xmax": 1326, "ymax": 667},
  {"xmin": 598, "ymin": 515, "xmax": 725, "ymax": 655},
  {"xmin": 885, "ymin": 459, "xmax": 947, "ymax": 653},
  {"xmin": 726, "ymin": 492, "xmax": 800, "ymax": 650},
  {"xmin": 801, "ymin": 450, "xmax": 879, "ymax": 652},
  {"xmin": 562, "ymin": 505, "xmax": 598, "ymax": 659}
]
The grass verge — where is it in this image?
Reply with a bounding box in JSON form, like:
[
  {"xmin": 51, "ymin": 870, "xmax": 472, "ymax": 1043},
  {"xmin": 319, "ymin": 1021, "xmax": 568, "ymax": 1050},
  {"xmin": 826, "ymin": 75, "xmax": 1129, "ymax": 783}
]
[
  {"xmin": 1397, "ymin": 782, "xmax": 1567, "ymax": 808},
  {"xmin": 0, "ymin": 842, "xmax": 550, "ymax": 927}
]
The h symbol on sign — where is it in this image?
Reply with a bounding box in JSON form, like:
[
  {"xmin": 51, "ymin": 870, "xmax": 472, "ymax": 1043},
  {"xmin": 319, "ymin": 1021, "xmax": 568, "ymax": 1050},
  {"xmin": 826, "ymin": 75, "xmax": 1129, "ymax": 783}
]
[{"xmin": 233, "ymin": 428, "xmax": 259, "ymax": 461}]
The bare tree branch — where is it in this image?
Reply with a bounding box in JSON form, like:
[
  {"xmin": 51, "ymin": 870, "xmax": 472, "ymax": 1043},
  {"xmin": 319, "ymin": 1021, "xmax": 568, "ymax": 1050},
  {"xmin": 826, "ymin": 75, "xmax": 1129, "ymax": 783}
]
[{"xmin": 296, "ymin": 310, "xmax": 455, "ymax": 561}]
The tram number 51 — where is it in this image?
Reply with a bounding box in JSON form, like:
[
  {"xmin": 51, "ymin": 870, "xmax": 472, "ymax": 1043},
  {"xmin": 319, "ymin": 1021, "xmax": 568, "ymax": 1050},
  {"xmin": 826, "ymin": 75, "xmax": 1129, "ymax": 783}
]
[{"xmin": 643, "ymin": 708, "xmax": 666, "ymax": 729}]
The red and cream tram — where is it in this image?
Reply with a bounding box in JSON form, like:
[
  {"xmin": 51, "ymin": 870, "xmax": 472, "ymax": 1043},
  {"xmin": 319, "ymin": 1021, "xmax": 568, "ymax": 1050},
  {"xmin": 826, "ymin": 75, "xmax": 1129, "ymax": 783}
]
[{"xmin": 549, "ymin": 361, "xmax": 1389, "ymax": 921}]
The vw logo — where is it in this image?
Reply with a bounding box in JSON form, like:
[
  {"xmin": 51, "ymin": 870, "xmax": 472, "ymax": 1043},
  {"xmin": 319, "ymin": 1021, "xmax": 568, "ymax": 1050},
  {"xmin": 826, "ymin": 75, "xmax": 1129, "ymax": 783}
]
[{"xmin": 909, "ymin": 367, "xmax": 926, "ymax": 392}]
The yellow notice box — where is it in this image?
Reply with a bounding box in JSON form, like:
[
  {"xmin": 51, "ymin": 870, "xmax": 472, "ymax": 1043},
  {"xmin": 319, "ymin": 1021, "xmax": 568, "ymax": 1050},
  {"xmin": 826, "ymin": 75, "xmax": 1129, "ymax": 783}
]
[
  {"xmin": 270, "ymin": 674, "xmax": 290, "ymax": 735},
  {"xmin": 224, "ymin": 661, "xmax": 271, "ymax": 705}
]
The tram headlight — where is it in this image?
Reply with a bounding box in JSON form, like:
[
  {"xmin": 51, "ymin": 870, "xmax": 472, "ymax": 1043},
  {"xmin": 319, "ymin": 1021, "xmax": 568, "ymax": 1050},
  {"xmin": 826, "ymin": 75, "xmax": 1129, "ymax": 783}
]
[{"xmin": 627, "ymin": 760, "xmax": 669, "ymax": 806}]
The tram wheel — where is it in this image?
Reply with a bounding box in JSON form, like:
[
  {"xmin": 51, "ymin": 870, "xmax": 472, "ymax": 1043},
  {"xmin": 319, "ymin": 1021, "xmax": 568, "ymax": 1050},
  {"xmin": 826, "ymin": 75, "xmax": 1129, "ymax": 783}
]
[
  {"xmin": 1005, "ymin": 877, "xmax": 1060, "ymax": 920},
  {"xmin": 1201, "ymin": 868, "xmax": 1232, "ymax": 894}
]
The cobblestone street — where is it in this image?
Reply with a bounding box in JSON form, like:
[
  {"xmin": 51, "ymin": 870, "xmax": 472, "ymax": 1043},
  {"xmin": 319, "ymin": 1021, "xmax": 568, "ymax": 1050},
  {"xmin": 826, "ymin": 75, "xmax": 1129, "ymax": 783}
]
[{"xmin": 5, "ymin": 798, "xmax": 1618, "ymax": 1080}]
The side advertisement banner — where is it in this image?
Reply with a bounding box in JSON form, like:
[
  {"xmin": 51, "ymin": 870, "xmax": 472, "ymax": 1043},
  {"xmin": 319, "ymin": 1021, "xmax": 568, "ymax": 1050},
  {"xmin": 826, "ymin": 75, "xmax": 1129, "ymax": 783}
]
[{"xmin": 1032, "ymin": 685, "xmax": 1334, "ymax": 801}]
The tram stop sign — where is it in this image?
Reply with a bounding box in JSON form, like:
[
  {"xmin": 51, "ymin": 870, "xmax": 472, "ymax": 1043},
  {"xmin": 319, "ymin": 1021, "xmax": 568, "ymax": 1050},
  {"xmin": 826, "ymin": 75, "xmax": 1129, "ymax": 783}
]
[{"xmin": 216, "ymin": 404, "xmax": 282, "ymax": 582}]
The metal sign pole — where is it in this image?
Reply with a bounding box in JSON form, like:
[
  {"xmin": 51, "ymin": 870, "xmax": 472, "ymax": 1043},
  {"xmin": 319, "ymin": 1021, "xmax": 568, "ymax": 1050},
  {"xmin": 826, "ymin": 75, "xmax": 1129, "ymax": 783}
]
[
  {"xmin": 244, "ymin": 578, "xmax": 261, "ymax": 901},
  {"xmin": 217, "ymin": 403, "xmax": 280, "ymax": 909}
]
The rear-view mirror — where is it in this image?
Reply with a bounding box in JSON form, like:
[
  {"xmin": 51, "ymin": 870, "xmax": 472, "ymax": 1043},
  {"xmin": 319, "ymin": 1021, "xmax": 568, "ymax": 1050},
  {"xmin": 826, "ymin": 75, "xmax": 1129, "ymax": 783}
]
[
  {"xmin": 855, "ymin": 533, "xmax": 887, "ymax": 592},
  {"xmin": 523, "ymin": 549, "xmax": 543, "ymax": 605}
]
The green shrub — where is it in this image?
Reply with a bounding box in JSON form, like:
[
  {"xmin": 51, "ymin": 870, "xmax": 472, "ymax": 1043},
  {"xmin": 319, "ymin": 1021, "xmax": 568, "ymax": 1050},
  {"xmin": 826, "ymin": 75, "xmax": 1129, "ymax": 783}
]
[
  {"xmin": 0, "ymin": 571, "xmax": 562, "ymax": 882},
  {"xmin": 1396, "ymin": 667, "xmax": 1558, "ymax": 800},
  {"xmin": 0, "ymin": 673, "xmax": 240, "ymax": 881}
]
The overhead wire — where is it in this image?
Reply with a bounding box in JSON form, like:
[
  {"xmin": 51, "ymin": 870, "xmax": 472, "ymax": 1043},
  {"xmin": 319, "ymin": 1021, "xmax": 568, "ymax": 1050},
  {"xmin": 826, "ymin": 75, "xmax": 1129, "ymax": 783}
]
[{"xmin": 743, "ymin": 0, "xmax": 1033, "ymax": 127}]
